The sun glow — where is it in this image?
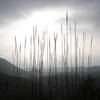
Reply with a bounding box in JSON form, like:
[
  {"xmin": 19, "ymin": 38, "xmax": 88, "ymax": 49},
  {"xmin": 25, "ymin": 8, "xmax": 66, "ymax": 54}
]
[
  {"xmin": 26, "ymin": 10, "xmax": 66, "ymax": 33},
  {"xmin": 11, "ymin": 8, "xmax": 75, "ymax": 40},
  {"xmin": 11, "ymin": 9, "xmax": 66, "ymax": 48}
]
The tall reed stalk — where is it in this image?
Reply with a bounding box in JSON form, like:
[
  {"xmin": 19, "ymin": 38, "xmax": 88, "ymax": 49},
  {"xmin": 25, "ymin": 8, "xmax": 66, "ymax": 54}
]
[
  {"xmin": 82, "ymin": 32, "xmax": 86, "ymax": 80},
  {"xmin": 74, "ymin": 20, "xmax": 78, "ymax": 82}
]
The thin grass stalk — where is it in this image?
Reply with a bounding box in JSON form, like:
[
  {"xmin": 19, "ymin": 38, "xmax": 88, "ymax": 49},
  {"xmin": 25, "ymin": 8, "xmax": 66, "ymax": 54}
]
[
  {"xmin": 47, "ymin": 35, "xmax": 48, "ymax": 72},
  {"xmin": 69, "ymin": 24, "xmax": 74, "ymax": 96},
  {"xmin": 63, "ymin": 34, "xmax": 66, "ymax": 76},
  {"xmin": 14, "ymin": 36, "xmax": 17, "ymax": 78},
  {"xmin": 65, "ymin": 11, "xmax": 69, "ymax": 87},
  {"xmin": 61, "ymin": 24, "xmax": 64, "ymax": 83},
  {"xmin": 12, "ymin": 51, "xmax": 15, "ymax": 88},
  {"xmin": 69, "ymin": 24, "xmax": 73, "ymax": 70},
  {"xmin": 74, "ymin": 20, "xmax": 78, "ymax": 82},
  {"xmin": 32, "ymin": 26, "xmax": 37, "ymax": 79},
  {"xmin": 54, "ymin": 32, "xmax": 58, "ymax": 96},
  {"xmin": 82, "ymin": 32, "xmax": 86, "ymax": 80},
  {"xmin": 78, "ymin": 48, "xmax": 81, "ymax": 80},
  {"xmin": 24, "ymin": 36, "xmax": 26, "ymax": 73},
  {"xmin": 19, "ymin": 42, "xmax": 21, "ymax": 77},
  {"xmin": 90, "ymin": 33, "xmax": 93, "ymax": 74},
  {"xmin": 23, "ymin": 36, "xmax": 27, "ymax": 96},
  {"xmin": 39, "ymin": 33, "xmax": 45, "ymax": 98},
  {"xmin": 30, "ymin": 36, "xmax": 32, "ymax": 79},
  {"xmin": 88, "ymin": 55, "xmax": 90, "ymax": 74},
  {"xmin": 54, "ymin": 33, "xmax": 58, "ymax": 75},
  {"xmin": 38, "ymin": 35, "xmax": 40, "ymax": 76},
  {"xmin": 14, "ymin": 36, "xmax": 19, "ymax": 99},
  {"xmin": 15, "ymin": 36, "xmax": 19, "ymax": 78},
  {"xmin": 82, "ymin": 33, "xmax": 84, "ymax": 80},
  {"xmin": 48, "ymin": 37, "xmax": 52, "ymax": 99}
]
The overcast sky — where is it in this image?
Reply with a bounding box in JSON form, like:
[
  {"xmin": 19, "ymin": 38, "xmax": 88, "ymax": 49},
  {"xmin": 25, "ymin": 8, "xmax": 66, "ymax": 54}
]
[
  {"xmin": 0, "ymin": 0, "xmax": 100, "ymax": 29},
  {"xmin": 0, "ymin": 0, "xmax": 100, "ymax": 66}
]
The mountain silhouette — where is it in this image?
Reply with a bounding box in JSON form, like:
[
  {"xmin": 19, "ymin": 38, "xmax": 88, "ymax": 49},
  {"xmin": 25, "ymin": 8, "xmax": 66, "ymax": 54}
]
[
  {"xmin": 0, "ymin": 58, "xmax": 18, "ymax": 76},
  {"xmin": 0, "ymin": 58, "xmax": 31, "ymax": 78}
]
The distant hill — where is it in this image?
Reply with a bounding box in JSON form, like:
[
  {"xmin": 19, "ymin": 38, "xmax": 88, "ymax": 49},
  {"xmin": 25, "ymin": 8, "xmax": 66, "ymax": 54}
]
[
  {"xmin": 0, "ymin": 58, "xmax": 30, "ymax": 78},
  {"xmin": 0, "ymin": 58, "xmax": 18, "ymax": 76}
]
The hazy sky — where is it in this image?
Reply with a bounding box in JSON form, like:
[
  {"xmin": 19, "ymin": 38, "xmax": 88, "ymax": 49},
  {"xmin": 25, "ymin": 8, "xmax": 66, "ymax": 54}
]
[{"xmin": 0, "ymin": 0, "xmax": 100, "ymax": 66}]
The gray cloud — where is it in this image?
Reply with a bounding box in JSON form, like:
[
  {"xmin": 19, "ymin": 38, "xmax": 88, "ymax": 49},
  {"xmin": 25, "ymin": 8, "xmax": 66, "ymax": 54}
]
[{"xmin": 0, "ymin": 0, "xmax": 100, "ymax": 28}]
